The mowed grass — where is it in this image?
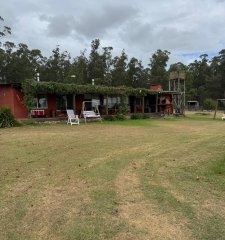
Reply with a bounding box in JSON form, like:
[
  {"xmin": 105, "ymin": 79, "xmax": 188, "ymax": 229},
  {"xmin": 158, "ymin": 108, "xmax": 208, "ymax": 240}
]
[{"xmin": 0, "ymin": 113, "xmax": 225, "ymax": 240}]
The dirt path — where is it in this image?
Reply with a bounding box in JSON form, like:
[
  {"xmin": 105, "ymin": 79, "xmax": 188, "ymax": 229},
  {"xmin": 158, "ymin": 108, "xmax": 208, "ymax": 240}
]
[{"xmin": 115, "ymin": 161, "xmax": 191, "ymax": 240}]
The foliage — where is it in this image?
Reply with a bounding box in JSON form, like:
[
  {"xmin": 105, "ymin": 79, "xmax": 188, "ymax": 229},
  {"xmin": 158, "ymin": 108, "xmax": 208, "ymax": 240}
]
[
  {"xmin": 22, "ymin": 79, "xmax": 157, "ymax": 97},
  {"xmin": 203, "ymin": 98, "xmax": 216, "ymax": 110},
  {"xmin": 149, "ymin": 49, "xmax": 170, "ymax": 89},
  {"xmin": 23, "ymin": 93, "xmax": 36, "ymax": 116},
  {"xmin": 0, "ymin": 16, "xmax": 11, "ymax": 47},
  {"xmin": 0, "ymin": 107, "xmax": 20, "ymax": 128},
  {"xmin": 103, "ymin": 114, "xmax": 127, "ymax": 121},
  {"xmin": 130, "ymin": 113, "xmax": 149, "ymax": 119}
]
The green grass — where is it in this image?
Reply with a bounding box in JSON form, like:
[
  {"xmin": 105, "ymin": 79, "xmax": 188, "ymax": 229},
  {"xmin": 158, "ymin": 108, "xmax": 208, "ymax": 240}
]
[{"xmin": 1, "ymin": 115, "xmax": 225, "ymax": 239}]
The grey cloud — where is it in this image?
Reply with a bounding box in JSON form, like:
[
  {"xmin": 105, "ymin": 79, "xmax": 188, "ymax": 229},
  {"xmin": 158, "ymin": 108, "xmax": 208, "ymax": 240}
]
[
  {"xmin": 42, "ymin": 4, "xmax": 138, "ymax": 39},
  {"xmin": 74, "ymin": 4, "xmax": 138, "ymax": 38},
  {"xmin": 41, "ymin": 15, "xmax": 76, "ymax": 37},
  {"xmin": 120, "ymin": 20, "xmax": 155, "ymax": 51}
]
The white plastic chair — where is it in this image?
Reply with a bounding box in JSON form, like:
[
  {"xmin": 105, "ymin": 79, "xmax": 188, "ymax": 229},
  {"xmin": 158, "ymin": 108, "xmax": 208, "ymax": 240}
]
[
  {"xmin": 222, "ymin": 114, "xmax": 225, "ymax": 120},
  {"xmin": 66, "ymin": 109, "xmax": 80, "ymax": 125}
]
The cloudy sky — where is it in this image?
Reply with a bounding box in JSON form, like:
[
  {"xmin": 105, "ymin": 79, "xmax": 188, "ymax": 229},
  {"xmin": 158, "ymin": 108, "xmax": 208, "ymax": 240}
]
[{"xmin": 1, "ymin": 0, "xmax": 225, "ymax": 66}]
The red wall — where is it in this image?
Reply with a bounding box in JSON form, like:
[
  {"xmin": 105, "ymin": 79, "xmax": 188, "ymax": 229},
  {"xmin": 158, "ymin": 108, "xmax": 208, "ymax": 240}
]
[
  {"xmin": 150, "ymin": 84, "xmax": 162, "ymax": 91},
  {"xmin": 0, "ymin": 86, "xmax": 28, "ymax": 118}
]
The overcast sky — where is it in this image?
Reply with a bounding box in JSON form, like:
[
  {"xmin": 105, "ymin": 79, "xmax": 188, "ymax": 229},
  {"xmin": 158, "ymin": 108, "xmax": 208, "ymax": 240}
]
[{"xmin": 1, "ymin": 0, "xmax": 225, "ymax": 66}]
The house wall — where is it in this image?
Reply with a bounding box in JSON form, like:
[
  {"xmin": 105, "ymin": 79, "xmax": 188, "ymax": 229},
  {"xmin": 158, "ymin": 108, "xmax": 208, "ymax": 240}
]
[
  {"xmin": 0, "ymin": 85, "xmax": 28, "ymax": 118},
  {"xmin": 13, "ymin": 88, "xmax": 29, "ymax": 118},
  {"xmin": 0, "ymin": 86, "xmax": 14, "ymax": 109}
]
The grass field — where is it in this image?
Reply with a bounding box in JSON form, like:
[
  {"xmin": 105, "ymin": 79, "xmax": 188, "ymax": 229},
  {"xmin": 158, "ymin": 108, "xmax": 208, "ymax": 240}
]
[{"xmin": 0, "ymin": 113, "xmax": 225, "ymax": 240}]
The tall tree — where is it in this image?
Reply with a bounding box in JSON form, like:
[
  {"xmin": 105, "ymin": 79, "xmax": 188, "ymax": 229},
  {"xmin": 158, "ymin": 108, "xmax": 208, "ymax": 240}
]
[
  {"xmin": 67, "ymin": 50, "xmax": 88, "ymax": 84},
  {"xmin": 101, "ymin": 46, "xmax": 113, "ymax": 85},
  {"xmin": 88, "ymin": 39, "xmax": 104, "ymax": 84},
  {"xmin": 111, "ymin": 50, "xmax": 128, "ymax": 86},
  {"xmin": 188, "ymin": 54, "xmax": 210, "ymax": 105},
  {"xmin": 149, "ymin": 49, "xmax": 170, "ymax": 89},
  {"xmin": 126, "ymin": 57, "xmax": 146, "ymax": 88},
  {"xmin": 42, "ymin": 46, "xmax": 71, "ymax": 82},
  {"xmin": 0, "ymin": 16, "xmax": 11, "ymax": 46}
]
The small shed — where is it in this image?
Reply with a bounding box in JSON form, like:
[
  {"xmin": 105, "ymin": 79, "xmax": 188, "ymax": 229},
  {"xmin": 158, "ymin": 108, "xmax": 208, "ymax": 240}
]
[{"xmin": 187, "ymin": 101, "xmax": 199, "ymax": 111}]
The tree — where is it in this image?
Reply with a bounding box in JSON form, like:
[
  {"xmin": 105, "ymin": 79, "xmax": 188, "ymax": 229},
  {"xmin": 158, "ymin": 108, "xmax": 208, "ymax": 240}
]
[
  {"xmin": 101, "ymin": 46, "xmax": 113, "ymax": 85},
  {"xmin": 88, "ymin": 39, "xmax": 104, "ymax": 83},
  {"xmin": 0, "ymin": 16, "xmax": 11, "ymax": 46},
  {"xmin": 42, "ymin": 46, "xmax": 71, "ymax": 82},
  {"xmin": 149, "ymin": 49, "xmax": 170, "ymax": 89},
  {"xmin": 188, "ymin": 54, "xmax": 210, "ymax": 106},
  {"xmin": 126, "ymin": 57, "xmax": 147, "ymax": 88},
  {"xmin": 67, "ymin": 50, "xmax": 88, "ymax": 84},
  {"xmin": 111, "ymin": 50, "xmax": 128, "ymax": 86},
  {"xmin": 0, "ymin": 42, "xmax": 45, "ymax": 83}
]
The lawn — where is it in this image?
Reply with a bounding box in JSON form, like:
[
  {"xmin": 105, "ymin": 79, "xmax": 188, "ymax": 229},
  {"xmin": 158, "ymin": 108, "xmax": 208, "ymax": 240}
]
[{"xmin": 0, "ymin": 113, "xmax": 225, "ymax": 240}]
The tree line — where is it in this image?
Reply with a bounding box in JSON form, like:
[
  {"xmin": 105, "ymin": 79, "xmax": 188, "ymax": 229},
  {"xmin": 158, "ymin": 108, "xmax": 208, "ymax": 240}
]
[{"xmin": 1, "ymin": 17, "xmax": 225, "ymax": 107}]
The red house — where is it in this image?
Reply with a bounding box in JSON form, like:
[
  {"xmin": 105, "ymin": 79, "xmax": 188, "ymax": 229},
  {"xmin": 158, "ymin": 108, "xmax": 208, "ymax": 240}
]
[{"xmin": 0, "ymin": 81, "xmax": 178, "ymax": 119}]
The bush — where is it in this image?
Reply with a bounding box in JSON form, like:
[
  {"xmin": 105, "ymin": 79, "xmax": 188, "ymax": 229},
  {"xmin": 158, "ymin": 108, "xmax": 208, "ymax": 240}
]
[
  {"xmin": 103, "ymin": 114, "xmax": 127, "ymax": 121},
  {"xmin": 115, "ymin": 113, "xmax": 127, "ymax": 120},
  {"xmin": 103, "ymin": 115, "xmax": 117, "ymax": 121},
  {"xmin": 130, "ymin": 113, "xmax": 150, "ymax": 120},
  {"xmin": 203, "ymin": 98, "xmax": 216, "ymax": 110},
  {"xmin": 0, "ymin": 107, "xmax": 20, "ymax": 128}
]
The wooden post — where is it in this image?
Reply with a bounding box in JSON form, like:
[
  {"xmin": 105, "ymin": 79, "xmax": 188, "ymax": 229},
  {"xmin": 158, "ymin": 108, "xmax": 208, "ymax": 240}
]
[
  {"xmin": 106, "ymin": 95, "xmax": 109, "ymax": 115},
  {"xmin": 134, "ymin": 98, "xmax": 136, "ymax": 113},
  {"xmin": 73, "ymin": 94, "xmax": 76, "ymax": 112},
  {"xmin": 156, "ymin": 94, "xmax": 158, "ymax": 113},
  {"xmin": 213, "ymin": 99, "xmax": 219, "ymax": 120},
  {"xmin": 142, "ymin": 96, "xmax": 145, "ymax": 114}
]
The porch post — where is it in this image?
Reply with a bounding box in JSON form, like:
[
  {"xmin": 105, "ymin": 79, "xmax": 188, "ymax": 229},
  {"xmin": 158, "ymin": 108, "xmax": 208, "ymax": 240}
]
[
  {"xmin": 73, "ymin": 94, "xmax": 76, "ymax": 110},
  {"xmin": 156, "ymin": 93, "xmax": 158, "ymax": 113},
  {"xmin": 142, "ymin": 96, "xmax": 145, "ymax": 114},
  {"xmin": 134, "ymin": 98, "xmax": 136, "ymax": 113},
  {"xmin": 106, "ymin": 95, "xmax": 109, "ymax": 115}
]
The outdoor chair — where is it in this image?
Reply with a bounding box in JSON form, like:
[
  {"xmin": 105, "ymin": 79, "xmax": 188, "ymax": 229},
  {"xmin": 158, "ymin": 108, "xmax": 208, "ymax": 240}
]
[
  {"xmin": 67, "ymin": 109, "xmax": 80, "ymax": 125},
  {"xmin": 82, "ymin": 110, "xmax": 101, "ymax": 123},
  {"xmin": 222, "ymin": 114, "xmax": 225, "ymax": 120}
]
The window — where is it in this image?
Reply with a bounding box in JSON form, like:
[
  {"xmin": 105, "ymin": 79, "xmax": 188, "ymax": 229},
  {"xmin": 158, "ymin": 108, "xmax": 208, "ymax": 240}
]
[
  {"xmin": 34, "ymin": 95, "xmax": 48, "ymax": 108},
  {"xmin": 104, "ymin": 96, "xmax": 121, "ymax": 108},
  {"xmin": 56, "ymin": 95, "xmax": 67, "ymax": 110},
  {"xmin": 56, "ymin": 95, "xmax": 73, "ymax": 110}
]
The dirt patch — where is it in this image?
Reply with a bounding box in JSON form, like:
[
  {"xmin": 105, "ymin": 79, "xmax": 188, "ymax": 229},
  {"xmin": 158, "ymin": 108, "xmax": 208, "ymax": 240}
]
[{"xmin": 115, "ymin": 162, "xmax": 191, "ymax": 240}]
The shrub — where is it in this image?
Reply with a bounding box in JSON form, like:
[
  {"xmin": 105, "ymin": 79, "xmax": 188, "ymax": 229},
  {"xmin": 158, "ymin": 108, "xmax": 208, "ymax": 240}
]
[
  {"xmin": 0, "ymin": 107, "xmax": 20, "ymax": 128},
  {"xmin": 204, "ymin": 98, "xmax": 216, "ymax": 110},
  {"xmin": 115, "ymin": 113, "xmax": 127, "ymax": 120},
  {"xmin": 103, "ymin": 115, "xmax": 117, "ymax": 121},
  {"xmin": 142, "ymin": 114, "xmax": 150, "ymax": 119},
  {"xmin": 130, "ymin": 113, "xmax": 143, "ymax": 119},
  {"xmin": 103, "ymin": 114, "xmax": 127, "ymax": 121}
]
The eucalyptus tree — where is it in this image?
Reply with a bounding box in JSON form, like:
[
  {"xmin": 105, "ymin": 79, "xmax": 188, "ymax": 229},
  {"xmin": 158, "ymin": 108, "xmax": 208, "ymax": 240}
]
[
  {"xmin": 0, "ymin": 16, "xmax": 11, "ymax": 46},
  {"xmin": 126, "ymin": 57, "xmax": 147, "ymax": 88},
  {"xmin": 188, "ymin": 54, "xmax": 210, "ymax": 105},
  {"xmin": 88, "ymin": 39, "xmax": 104, "ymax": 84},
  {"xmin": 101, "ymin": 46, "xmax": 113, "ymax": 85},
  {"xmin": 149, "ymin": 49, "xmax": 170, "ymax": 89},
  {"xmin": 67, "ymin": 50, "xmax": 88, "ymax": 85},
  {"xmin": 111, "ymin": 49, "xmax": 128, "ymax": 86},
  {"xmin": 217, "ymin": 49, "xmax": 225, "ymax": 98},
  {"xmin": 1, "ymin": 42, "xmax": 45, "ymax": 83},
  {"xmin": 42, "ymin": 46, "xmax": 71, "ymax": 82}
]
